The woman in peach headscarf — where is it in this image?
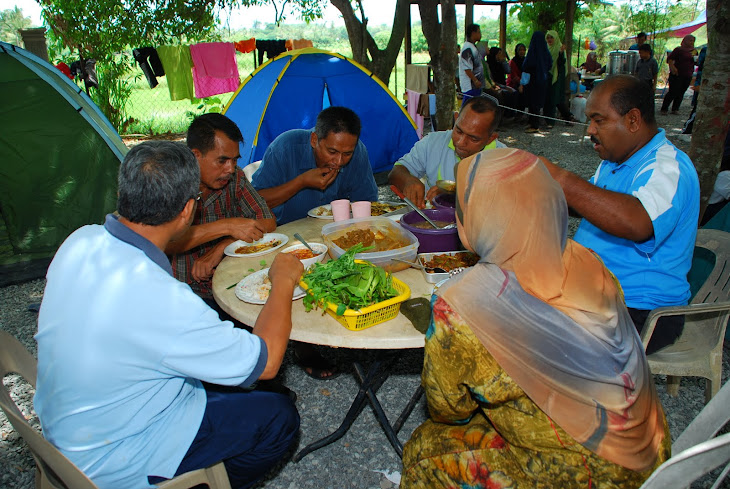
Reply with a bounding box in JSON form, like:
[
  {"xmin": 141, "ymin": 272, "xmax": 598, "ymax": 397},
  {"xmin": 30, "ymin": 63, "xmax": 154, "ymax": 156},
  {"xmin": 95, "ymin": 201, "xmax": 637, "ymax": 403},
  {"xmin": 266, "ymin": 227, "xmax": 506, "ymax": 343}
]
[{"xmin": 400, "ymin": 148, "xmax": 670, "ymax": 489}]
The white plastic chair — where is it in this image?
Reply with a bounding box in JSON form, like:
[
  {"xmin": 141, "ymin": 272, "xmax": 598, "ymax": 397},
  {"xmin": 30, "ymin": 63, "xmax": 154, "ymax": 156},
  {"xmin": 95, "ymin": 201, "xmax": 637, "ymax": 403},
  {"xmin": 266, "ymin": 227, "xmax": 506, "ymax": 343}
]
[
  {"xmin": 639, "ymin": 379, "xmax": 730, "ymax": 488},
  {"xmin": 0, "ymin": 331, "xmax": 231, "ymax": 489},
  {"xmin": 640, "ymin": 228, "xmax": 730, "ymax": 402},
  {"xmin": 242, "ymin": 160, "xmax": 261, "ymax": 182}
]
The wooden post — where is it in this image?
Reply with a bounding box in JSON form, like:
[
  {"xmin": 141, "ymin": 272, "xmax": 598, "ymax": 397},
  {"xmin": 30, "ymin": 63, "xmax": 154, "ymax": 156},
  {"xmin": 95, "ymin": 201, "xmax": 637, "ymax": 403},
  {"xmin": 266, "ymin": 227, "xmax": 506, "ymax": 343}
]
[
  {"xmin": 465, "ymin": 0, "xmax": 474, "ymax": 29},
  {"xmin": 405, "ymin": 3, "xmax": 412, "ymax": 65},
  {"xmin": 500, "ymin": 1, "xmax": 507, "ymax": 49}
]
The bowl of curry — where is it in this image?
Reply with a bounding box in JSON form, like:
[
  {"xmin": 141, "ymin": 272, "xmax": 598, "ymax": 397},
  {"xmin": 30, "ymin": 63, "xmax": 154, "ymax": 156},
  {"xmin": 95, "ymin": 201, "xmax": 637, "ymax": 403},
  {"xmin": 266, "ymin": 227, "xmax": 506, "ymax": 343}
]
[{"xmin": 280, "ymin": 242, "xmax": 328, "ymax": 269}]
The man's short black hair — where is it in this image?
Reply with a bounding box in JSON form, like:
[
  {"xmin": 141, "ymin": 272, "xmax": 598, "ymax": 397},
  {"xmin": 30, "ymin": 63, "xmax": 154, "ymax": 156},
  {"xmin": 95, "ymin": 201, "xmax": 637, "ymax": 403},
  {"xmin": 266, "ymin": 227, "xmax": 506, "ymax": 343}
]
[
  {"xmin": 313, "ymin": 106, "xmax": 362, "ymax": 140},
  {"xmin": 187, "ymin": 113, "xmax": 243, "ymax": 153},
  {"xmin": 637, "ymin": 32, "xmax": 647, "ymax": 39},
  {"xmin": 466, "ymin": 24, "xmax": 481, "ymax": 40},
  {"xmin": 117, "ymin": 141, "xmax": 200, "ymax": 226},
  {"xmin": 638, "ymin": 43, "xmax": 652, "ymax": 53},
  {"xmin": 461, "ymin": 95, "xmax": 502, "ymax": 135},
  {"xmin": 596, "ymin": 74, "xmax": 656, "ymax": 126}
]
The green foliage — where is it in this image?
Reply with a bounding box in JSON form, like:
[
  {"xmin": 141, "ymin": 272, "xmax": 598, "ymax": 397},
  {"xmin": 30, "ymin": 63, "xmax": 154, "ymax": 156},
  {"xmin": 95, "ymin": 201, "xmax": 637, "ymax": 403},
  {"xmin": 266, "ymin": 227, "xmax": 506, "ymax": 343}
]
[
  {"xmin": 626, "ymin": 0, "xmax": 687, "ymax": 39},
  {"xmin": 39, "ymin": 0, "xmax": 223, "ymax": 131},
  {"xmin": 236, "ymin": 0, "xmax": 324, "ymax": 25},
  {"xmin": 91, "ymin": 60, "xmax": 133, "ymax": 131},
  {"xmin": 0, "ymin": 7, "xmax": 33, "ymax": 46},
  {"xmin": 510, "ymin": 0, "xmax": 569, "ymax": 34},
  {"xmin": 38, "ymin": 0, "xmax": 328, "ymax": 132}
]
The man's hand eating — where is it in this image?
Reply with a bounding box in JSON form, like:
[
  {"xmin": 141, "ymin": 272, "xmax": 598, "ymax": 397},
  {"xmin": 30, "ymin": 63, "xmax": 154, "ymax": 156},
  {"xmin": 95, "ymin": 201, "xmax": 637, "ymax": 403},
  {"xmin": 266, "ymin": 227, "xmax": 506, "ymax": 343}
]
[
  {"xmin": 227, "ymin": 218, "xmax": 268, "ymax": 243},
  {"xmin": 298, "ymin": 166, "xmax": 339, "ymax": 191}
]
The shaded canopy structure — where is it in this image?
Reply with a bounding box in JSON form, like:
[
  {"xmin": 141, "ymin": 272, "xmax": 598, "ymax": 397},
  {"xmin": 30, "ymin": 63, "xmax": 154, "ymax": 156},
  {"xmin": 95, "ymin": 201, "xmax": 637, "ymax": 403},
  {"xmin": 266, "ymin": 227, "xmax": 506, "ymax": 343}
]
[{"xmin": 654, "ymin": 10, "xmax": 707, "ymax": 38}]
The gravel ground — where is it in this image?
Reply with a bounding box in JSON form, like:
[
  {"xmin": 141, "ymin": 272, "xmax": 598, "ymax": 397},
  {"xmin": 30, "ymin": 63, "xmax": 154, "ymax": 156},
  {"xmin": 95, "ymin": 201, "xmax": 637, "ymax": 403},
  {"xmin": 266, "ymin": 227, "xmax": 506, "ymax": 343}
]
[{"xmin": 3, "ymin": 97, "xmax": 727, "ymax": 489}]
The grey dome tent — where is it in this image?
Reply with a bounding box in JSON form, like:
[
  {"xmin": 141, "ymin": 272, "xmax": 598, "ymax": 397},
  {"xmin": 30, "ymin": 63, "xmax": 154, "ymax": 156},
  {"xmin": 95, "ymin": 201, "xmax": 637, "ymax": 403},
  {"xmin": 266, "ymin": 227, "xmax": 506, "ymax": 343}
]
[{"xmin": 0, "ymin": 42, "xmax": 127, "ymax": 285}]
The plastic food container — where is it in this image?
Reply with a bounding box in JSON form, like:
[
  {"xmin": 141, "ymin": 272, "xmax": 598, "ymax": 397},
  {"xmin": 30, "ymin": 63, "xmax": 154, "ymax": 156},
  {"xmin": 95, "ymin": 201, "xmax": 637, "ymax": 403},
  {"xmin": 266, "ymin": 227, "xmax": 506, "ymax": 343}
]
[
  {"xmin": 417, "ymin": 251, "xmax": 479, "ymax": 283},
  {"xmin": 400, "ymin": 208, "xmax": 460, "ymax": 253},
  {"xmin": 299, "ymin": 263, "xmax": 411, "ymax": 331},
  {"xmin": 432, "ymin": 193, "xmax": 456, "ymax": 209},
  {"xmin": 321, "ymin": 216, "xmax": 419, "ymax": 273}
]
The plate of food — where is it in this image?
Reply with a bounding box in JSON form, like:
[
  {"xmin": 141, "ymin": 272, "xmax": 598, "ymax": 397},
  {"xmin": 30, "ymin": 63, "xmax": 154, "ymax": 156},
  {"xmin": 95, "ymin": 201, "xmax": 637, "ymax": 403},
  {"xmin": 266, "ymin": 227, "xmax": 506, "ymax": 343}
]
[
  {"xmin": 417, "ymin": 251, "xmax": 480, "ymax": 283},
  {"xmin": 307, "ymin": 204, "xmax": 333, "ymax": 219},
  {"xmin": 223, "ymin": 233, "xmax": 288, "ymax": 257},
  {"xmin": 235, "ymin": 268, "xmax": 306, "ymax": 304},
  {"xmin": 370, "ymin": 201, "xmax": 407, "ymax": 216}
]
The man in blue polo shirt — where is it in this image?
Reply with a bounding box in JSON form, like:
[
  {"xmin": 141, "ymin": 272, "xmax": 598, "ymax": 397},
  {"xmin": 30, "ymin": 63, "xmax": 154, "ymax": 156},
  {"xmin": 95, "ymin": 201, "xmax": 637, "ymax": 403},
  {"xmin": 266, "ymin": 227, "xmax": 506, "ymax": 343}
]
[
  {"xmin": 544, "ymin": 75, "xmax": 700, "ymax": 354},
  {"xmin": 35, "ymin": 141, "xmax": 303, "ymax": 488},
  {"xmin": 252, "ymin": 106, "xmax": 378, "ymax": 225},
  {"xmin": 389, "ymin": 95, "xmax": 503, "ymax": 208},
  {"xmin": 252, "ymin": 106, "xmax": 377, "ymax": 379}
]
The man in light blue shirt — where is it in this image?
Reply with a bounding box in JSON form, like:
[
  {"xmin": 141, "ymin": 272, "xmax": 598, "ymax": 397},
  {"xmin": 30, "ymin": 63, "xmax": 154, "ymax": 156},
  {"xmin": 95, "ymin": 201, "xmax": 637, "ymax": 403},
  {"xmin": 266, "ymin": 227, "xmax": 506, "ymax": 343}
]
[
  {"xmin": 252, "ymin": 106, "xmax": 378, "ymax": 225},
  {"xmin": 544, "ymin": 75, "xmax": 699, "ymax": 354},
  {"xmin": 35, "ymin": 141, "xmax": 303, "ymax": 488},
  {"xmin": 389, "ymin": 95, "xmax": 503, "ymax": 208}
]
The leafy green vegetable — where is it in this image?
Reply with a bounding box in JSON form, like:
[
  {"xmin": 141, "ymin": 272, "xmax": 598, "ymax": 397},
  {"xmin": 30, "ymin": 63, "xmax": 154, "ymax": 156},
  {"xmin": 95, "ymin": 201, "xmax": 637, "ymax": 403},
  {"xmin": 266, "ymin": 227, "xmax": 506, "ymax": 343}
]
[
  {"xmin": 301, "ymin": 243, "xmax": 400, "ymax": 315},
  {"xmin": 259, "ymin": 260, "xmax": 267, "ymax": 267}
]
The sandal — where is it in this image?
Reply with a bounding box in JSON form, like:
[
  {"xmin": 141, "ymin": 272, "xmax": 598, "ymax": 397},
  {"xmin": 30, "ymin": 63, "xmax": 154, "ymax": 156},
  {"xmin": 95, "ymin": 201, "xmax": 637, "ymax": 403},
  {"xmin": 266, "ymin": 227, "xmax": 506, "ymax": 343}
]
[
  {"xmin": 293, "ymin": 343, "xmax": 340, "ymax": 380},
  {"xmin": 525, "ymin": 127, "xmax": 539, "ymax": 133}
]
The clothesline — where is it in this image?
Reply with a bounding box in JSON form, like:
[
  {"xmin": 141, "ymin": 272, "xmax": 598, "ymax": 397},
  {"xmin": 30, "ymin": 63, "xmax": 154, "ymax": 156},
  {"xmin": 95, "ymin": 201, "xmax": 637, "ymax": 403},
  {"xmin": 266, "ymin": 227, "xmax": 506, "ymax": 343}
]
[{"xmin": 128, "ymin": 39, "xmax": 313, "ymax": 101}]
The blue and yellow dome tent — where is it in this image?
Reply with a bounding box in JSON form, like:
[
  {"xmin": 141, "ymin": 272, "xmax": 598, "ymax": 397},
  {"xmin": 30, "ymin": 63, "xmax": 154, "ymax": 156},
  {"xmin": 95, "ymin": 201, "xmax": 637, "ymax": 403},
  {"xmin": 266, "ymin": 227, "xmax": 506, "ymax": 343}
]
[{"xmin": 223, "ymin": 48, "xmax": 419, "ymax": 173}]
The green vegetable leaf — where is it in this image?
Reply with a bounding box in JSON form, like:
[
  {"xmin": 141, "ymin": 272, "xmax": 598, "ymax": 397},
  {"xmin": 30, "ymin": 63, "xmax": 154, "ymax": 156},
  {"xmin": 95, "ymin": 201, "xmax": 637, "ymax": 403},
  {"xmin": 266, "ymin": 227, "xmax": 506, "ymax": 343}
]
[{"xmin": 300, "ymin": 243, "xmax": 398, "ymax": 316}]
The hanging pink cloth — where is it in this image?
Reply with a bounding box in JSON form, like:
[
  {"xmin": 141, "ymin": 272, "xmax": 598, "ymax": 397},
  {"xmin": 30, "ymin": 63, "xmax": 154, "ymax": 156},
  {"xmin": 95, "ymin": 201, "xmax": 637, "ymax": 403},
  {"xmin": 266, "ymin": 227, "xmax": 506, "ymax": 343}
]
[
  {"xmin": 406, "ymin": 89, "xmax": 424, "ymax": 139},
  {"xmin": 189, "ymin": 42, "xmax": 240, "ymax": 98},
  {"xmin": 292, "ymin": 39, "xmax": 313, "ymax": 49}
]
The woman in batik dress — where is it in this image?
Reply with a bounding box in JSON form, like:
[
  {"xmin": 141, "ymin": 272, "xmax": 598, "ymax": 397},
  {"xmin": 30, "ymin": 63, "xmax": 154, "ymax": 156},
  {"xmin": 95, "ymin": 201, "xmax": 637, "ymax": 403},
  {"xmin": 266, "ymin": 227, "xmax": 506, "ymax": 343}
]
[{"xmin": 401, "ymin": 148, "xmax": 670, "ymax": 489}]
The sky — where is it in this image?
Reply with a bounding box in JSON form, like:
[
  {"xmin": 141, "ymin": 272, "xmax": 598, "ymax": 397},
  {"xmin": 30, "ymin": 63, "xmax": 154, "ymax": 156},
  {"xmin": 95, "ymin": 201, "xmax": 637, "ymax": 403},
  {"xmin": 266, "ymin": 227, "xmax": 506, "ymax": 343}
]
[{"xmin": 3, "ymin": 0, "xmax": 510, "ymax": 29}]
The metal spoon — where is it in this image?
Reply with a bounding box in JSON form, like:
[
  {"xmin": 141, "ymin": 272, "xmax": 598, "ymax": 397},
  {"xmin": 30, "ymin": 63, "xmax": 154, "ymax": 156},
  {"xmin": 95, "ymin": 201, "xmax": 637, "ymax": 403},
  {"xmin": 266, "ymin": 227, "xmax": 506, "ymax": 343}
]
[
  {"xmin": 402, "ymin": 197, "xmax": 444, "ymax": 229},
  {"xmin": 436, "ymin": 179, "xmax": 456, "ymax": 193},
  {"xmin": 293, "ymin": 233, "xmax": 315, "ymax": 253},
  {"xmin": 390, "ymin": 185, "xmax": 456, "ymax": 229}
]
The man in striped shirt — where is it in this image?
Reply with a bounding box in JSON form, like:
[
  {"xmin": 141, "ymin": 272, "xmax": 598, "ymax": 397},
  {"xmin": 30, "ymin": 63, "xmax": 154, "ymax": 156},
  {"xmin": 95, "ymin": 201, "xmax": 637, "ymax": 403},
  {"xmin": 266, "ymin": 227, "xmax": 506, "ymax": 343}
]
[
  {"xmin": 167, "ymin": 113, "xmax": 277, "ymax": 304},
  {"xmin": 544, "ymin": 75, "xmax": 700, "ymax": 354}
]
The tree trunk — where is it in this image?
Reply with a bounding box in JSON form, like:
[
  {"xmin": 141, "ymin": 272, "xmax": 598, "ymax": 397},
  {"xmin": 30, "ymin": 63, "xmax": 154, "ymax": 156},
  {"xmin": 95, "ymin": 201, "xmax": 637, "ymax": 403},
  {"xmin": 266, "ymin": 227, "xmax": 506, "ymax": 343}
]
[
  {"xmin": 564, "ymin": 0, "xmax": 576, "ymax": 103},
  {"xmin": 329, "ymin": 0, "xmax": 408, "ymax": 85},
  {"xmin": 419, "ymin": 0, "xmax": 457, "ymax": 131},
  {"xmin": 689, "ymin": 0, "xmax": 730, "ymax": 221}
]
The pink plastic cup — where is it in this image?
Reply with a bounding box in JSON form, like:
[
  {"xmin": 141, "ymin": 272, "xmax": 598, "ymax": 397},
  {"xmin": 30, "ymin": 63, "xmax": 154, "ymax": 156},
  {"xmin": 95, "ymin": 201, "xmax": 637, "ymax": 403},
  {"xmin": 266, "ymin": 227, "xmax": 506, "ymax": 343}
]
[
  {"xmin": 351, "ymin": 201, "xmax": 372, "ymax": 218},
  {"xmin": 330, "ymin": 199, "xmax": 351, "ymax": 221}
]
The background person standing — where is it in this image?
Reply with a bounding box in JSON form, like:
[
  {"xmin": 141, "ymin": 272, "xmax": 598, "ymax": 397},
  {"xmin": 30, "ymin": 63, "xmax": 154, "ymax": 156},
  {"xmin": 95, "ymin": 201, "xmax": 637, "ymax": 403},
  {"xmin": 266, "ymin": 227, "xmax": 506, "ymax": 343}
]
[
  {"xmin": 660, "ymin": 35, "xmax": 696, "ymax": 115},
  {"xmin": 521, "ymin": 32, "xmax": 552, "ymax": 133},
  {"xmin": 458, "ymin": 24, "xmax": 485, "ymax": 104}
]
